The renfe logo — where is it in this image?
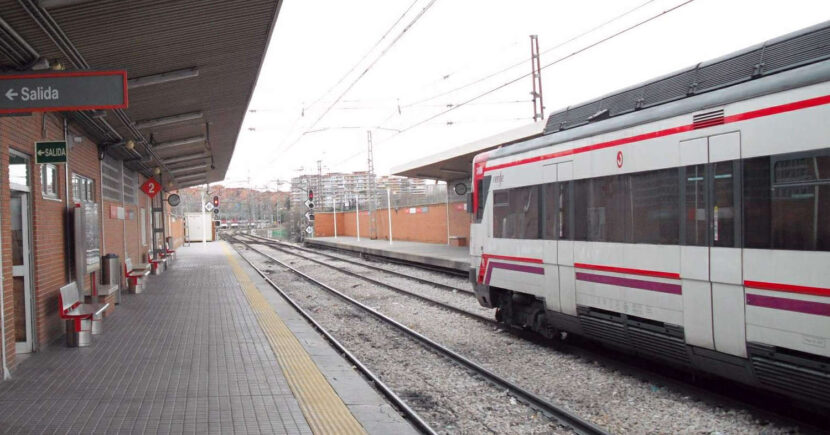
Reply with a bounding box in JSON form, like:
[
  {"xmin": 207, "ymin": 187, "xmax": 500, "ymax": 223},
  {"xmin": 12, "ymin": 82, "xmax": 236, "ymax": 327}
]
[{"xmin": 616, "ymin": 150, "xmax": 624, "ymax": 168}]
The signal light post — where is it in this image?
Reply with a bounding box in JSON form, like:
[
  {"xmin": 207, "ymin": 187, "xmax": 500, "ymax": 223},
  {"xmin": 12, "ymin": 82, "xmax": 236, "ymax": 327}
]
[{"xmin": 305, "ymin": 189, "xmax": 315, "ymax": 237}]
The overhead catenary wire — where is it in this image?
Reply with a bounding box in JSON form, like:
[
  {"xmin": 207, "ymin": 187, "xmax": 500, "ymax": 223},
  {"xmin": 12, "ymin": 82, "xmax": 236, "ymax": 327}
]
[
  {"xmin": 327, "ymin": 0, "xmax": 696, "ymax": 172},
  {"xmin": 303, "ymin": 0, "xmax": 422, "ymax": 113},
  {"xmin": 396, "ymin": 0, "xmax": 657, "ymax": 110},
  {"xmin": 280, "ymin": 0, "xmax": 441, "ymax": 155},
  {"xmin": 380, "ymin": 0, "xmax": 697, "ymax": 142}
]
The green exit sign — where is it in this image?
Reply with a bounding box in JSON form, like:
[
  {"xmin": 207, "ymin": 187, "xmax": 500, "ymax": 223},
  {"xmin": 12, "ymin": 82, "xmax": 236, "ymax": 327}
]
[{"xmin": 35, "ymin": 141, "xmax": 67, "ymax": 164}]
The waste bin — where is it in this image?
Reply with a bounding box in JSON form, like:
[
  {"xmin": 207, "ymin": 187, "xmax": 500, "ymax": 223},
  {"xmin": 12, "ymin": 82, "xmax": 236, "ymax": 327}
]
[{"xmin": 101, "ymin": 253, "xmax": 122, "ymax": 305}]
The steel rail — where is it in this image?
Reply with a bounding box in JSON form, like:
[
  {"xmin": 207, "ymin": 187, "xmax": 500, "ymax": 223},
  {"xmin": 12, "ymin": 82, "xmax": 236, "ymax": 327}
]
[
  {"xmin": 246, "ymin": 234, "xmax": 473, "ymax": 294},
  {"xmin": 227, "ymin": 237, "xmax": 437, "ymax": 435},
  {"xmin": 231, "ymin": 235, "xmax": 609, "ymax": 435},
  {"xmin": 239, "ymin": 234, "xmax": 492, "ymax": 324}
]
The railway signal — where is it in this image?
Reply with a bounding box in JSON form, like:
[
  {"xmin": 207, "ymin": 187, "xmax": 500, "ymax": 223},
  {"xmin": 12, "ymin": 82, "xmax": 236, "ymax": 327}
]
[
  {"xmin": 305, "ymin": 211, "xmax": 314, "ymax": 222},
  {"xmin": 305, "ymin": 189, "xmax": 314, "ymax": 209}
]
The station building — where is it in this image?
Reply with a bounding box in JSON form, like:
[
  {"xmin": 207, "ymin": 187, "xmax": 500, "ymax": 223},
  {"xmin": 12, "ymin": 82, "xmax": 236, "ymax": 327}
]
[{"xmin": 0, "ymin": 0, "xmax": 279, "ymax": 372}]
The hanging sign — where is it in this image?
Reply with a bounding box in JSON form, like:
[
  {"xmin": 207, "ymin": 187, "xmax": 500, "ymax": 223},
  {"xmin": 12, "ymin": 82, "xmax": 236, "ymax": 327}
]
[
  {"xmin": 0, "ymin": 70, "xmax": 128, "ymax": 114},
  {"xmin": 140, "ymin": 178, "xmax": 161, "ymax": 198}
]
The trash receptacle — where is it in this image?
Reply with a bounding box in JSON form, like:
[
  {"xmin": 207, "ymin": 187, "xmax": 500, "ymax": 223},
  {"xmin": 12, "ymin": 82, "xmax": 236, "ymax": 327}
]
[{"xmin": 101, "ymin": 253, "xmax": 122, "ymax": 304}]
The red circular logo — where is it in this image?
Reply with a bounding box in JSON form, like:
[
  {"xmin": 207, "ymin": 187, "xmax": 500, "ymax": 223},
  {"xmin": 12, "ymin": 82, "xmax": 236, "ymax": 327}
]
[{"xmin": 616, "ymin": 151, "xmax": 624, "ymax": 168}]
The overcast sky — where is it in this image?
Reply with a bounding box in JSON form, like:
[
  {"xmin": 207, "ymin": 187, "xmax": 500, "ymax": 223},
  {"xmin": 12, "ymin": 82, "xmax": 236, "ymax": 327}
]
[{"xmin": 224, "ymin": 0, "xmax": 830, "ymax": 189}]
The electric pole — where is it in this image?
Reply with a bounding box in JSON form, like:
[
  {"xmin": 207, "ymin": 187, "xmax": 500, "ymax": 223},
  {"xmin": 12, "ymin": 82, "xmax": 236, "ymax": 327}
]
[
  {"xmin": 530, "ymin": 34, "xmax": 545, "ymax": 122},
  {"xmin": 367, "ymin": 130, "xmax": 378, "ymax": 239}
]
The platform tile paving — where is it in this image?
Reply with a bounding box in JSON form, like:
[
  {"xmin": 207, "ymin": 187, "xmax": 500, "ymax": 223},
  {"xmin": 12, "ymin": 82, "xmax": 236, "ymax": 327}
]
[{"xmin": 0, "ymin": 244, "xmax": 313, "ymax": 434}]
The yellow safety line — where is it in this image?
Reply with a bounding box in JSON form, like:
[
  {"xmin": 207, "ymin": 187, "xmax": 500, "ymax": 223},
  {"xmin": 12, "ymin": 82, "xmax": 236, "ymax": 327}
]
[{"xmin": 222, "ymin": 242, "xmax": 366, "ymax": 435}]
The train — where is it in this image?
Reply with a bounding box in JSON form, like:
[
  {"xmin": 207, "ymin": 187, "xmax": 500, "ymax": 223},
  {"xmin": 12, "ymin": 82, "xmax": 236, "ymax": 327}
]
[{"xmin": 469, "ymin": 21, "xmax": 830, "ymax": 406}]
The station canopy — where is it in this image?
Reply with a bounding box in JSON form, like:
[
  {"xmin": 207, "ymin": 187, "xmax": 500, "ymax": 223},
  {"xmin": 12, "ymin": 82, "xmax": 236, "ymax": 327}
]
[
  {"xmin": 391, "ymin": 121, "xmax": 544, "ymax": 182},
  {"xmin": 0, "ymin": 0, "xmax": 281, "ymax": 189}
]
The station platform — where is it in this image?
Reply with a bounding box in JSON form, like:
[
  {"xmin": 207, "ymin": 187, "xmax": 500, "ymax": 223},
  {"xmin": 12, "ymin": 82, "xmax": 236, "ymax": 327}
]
[
  {"xmin": 305, "ymin": 237, "xmax": 470, "ymax": 273},
  {"xmin": 0, "ymin": 242, "xmax": 415, "ymax": 434}
]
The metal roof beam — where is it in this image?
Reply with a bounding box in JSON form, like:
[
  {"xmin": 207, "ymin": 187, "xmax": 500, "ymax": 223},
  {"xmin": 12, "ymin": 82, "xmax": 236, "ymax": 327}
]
[
  {"xmin": 162, "ymin": 153, "xmax": 209, "ymax": 165},
  {"xmin": 134, "ymin": 111, "xmax": 203, "ymax": 130},
  {"xmin": 153, "ymin": 135, "xmax": 205, "ymax": 152},
  {"xmin": 39, "ymin": 0, "xmax": 97, "ymax": 8},
  {"xmin": 127, "ymin": 67, "xmax": 199, "ymax": 90},
  {"xmin": 171, "ymin": 164, "xmax": 207, "ymax": 174}
]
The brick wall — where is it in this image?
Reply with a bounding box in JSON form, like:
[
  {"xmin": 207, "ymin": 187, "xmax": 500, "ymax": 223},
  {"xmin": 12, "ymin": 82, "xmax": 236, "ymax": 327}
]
[
  {"xmin": 0, "ymin": 113, "xmax": 181, "ymax": 370},
  {"xmin": 314, "ymin": 202, "xmax": 471, "ymax": 244}
]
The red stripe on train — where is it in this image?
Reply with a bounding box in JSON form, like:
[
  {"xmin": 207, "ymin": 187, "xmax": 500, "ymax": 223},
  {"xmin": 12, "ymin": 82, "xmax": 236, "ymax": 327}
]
[
  {"xmin": 744, "ymin": 280, "xmax": 830, "ymax": 298},
  {"xmin": 483, "ymin": 94, "xmax": 830, "ymax": 173},
  {"xmin": 574, "ymin": 263, "xmax": 680, "ymax": 280}
]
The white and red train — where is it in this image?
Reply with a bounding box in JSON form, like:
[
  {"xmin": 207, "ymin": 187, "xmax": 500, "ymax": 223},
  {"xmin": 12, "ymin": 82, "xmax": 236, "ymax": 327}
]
[{"xmin": 469, "ymin": 22, "xmax": 830, "ymax": 405}]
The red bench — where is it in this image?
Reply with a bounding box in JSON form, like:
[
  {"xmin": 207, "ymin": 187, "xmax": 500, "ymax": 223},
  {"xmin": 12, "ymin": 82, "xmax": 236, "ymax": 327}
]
[{"xmin": 58, "ymin": 282, "xmax": 109, "ymax": 347}]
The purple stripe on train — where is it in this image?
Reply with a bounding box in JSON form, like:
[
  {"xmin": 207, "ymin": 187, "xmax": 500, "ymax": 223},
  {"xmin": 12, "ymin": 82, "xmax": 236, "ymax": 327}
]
[
  {"xmin": 747, "ymin": 293, "xmax": 830, "ymax": 317},
  {"xmin": 575, "ymin": 272, "xmax": 682, "ymax": 295},
  {"xmin": 484, "ymin": 261, "xmax": 545, "ymax": 285}
]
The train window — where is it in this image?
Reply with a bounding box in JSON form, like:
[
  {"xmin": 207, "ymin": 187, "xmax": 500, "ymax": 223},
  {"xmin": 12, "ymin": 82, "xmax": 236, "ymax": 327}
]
[
  {"xmin": 684, "ymin": 164, "xmax": 707, "ymax": 246},
  {"xmin": 743, "ymin": 157, "xmax": 771, "ymax": 249},
  {"xmin": 559, "ymin": 182, "xmax": 571, "ymax": 239},
  {"xmin": 630, "ymin": 168, "xmax": 680, "ymax": 244},
  {"xmin": 587, "ymin": 176, "xmax": 628, "ymax": 242},
  {"xmin": 745, "ymin": 151, "xmax": 830, "ymax": 251},
  {"xmin": 492, "ymin": 186, "xmax": 540, "ymax": 239},
  {"xmin": 573, "ymin": 179, "xmax": 589, "ymax": 240},
  {"xmin": 543, "ymin": 183, "xmax": 557, "ymax": 240},
  {"xmin": 475, "ymin": 176, "xmax": 491, "ymax": 223},
  {"xmin": 712, "ymin": 161, "xmax": 738, "ymax": 247}
]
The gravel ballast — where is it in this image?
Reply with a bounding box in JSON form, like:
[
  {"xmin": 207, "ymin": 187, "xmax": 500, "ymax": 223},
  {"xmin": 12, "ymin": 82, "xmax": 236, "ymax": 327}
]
[
  {"xmin": 240, "ymin": 245, "xmax": 567, "ymax": 434},
  {"xmin": 249, "ymin": 241, "xmax": 800, "ymax": 434}
]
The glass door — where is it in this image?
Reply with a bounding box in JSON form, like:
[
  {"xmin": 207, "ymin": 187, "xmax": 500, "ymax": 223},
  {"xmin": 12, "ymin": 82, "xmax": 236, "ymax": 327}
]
[{"xmin": 9, "ymin": 151, "xmax": 34, "ymax": 354}]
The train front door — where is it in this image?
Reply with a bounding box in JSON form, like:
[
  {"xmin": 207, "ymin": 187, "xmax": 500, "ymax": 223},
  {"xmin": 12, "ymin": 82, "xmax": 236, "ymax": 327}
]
[{"xmin": 680, "ymin": 131, "xmax": 745, "ymax": 357}]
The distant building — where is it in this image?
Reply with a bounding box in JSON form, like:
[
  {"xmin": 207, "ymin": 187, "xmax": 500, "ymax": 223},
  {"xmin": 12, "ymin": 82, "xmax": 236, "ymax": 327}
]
[{"xmin": 290, "ymin": 172, "xmax": 430, "ymax": 209}]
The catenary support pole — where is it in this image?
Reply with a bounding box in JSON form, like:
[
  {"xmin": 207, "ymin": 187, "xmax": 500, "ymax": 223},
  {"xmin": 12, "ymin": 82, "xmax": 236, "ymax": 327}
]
[
  {"xmin": 446, "ymin": 184, "xmax": 451, "ymax": 245},
  {"xmin": 333, "ymin": 197, "xmax": 337, "ymax": 239},
  {"xmin": 355, "ymin": 193, "xmax": 360, "ymax": 242},
  {"xmin": 387, "ymin": 188, "xmax": 393, "ymax": 245}
]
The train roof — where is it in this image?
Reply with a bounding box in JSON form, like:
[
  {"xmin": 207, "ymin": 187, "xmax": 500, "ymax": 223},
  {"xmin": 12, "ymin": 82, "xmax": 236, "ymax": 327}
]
[
  {"xmin": 542, "ymin": 20, "xmax": 830, "ymax": 136},
  {"xmin": 478, "ymin": 20, "xmax": 830, "ymax": 165}
]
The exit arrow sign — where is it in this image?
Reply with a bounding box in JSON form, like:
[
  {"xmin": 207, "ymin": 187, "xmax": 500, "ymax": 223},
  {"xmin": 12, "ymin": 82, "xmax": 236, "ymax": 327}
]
[{"xmin": 35, "ymin": 141, "xmax": 67, "ymax": 164}]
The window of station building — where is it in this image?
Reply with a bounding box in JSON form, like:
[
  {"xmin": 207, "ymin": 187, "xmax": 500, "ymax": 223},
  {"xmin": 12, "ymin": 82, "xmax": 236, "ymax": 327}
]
[
  {"xmin": 101, "ymin": 154, "xmax": 123, "ymax": 202},
  {"xmin": 9, "ymin": 153, "xmax": 30, "ymax": 190},
  {"xmin": 72, "ymin": 174, "xmax": 95, "ymax": 203},
  {"xmin": 123, "ymin": 168, "xmax": 138, "ymax": 205},
  {"xmin": 41, "ymin": 164, "xmax": 60, "ymax": 199},
  {"xmin": 744, "ymin": 150, "xmax": 830, "ymax": 251},
  {"xmin": 492, "ymin": 185, "xmax": 540, "ymax": 239}
]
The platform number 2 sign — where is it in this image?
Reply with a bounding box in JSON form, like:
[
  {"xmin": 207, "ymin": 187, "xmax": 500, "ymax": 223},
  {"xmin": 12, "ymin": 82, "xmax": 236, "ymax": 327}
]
[{"xmin": 141, "ymin": 178, "xmax": 162, "ymax": 199}]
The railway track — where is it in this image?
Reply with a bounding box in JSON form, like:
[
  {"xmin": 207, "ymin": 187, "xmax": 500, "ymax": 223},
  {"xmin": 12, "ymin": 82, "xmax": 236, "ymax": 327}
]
[
  {"xmin": 229, "ymin": 234, "xmax": 609, "ymax": 435},
  {"xmin": 238, "ymin": 234, "xmax": 489, "ymax": 323},
  {"xmin": 245, "ymin": 233, "xmax": 472, "ymax": 294},
  {"xmin": 228, "ymin": 233, "xmax": 827, "ymax": 433}
]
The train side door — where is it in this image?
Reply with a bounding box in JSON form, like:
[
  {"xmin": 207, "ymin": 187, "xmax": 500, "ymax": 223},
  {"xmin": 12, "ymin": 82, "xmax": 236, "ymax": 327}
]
[
  {"xmin": 679, "ymin": 132, "xmax": 745, "ymax": 356},
  {"xmin": 708, "ymin": 132, "xmax": 745, "ymax": 357},
  {"xmin": 556, "ymin": 161, "xmax": 576, "ymax": 316}
]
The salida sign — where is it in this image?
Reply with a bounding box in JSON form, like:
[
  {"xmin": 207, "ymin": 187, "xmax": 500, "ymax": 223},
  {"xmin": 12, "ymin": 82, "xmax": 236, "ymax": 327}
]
[
  {"xmin": 0, "ymin": 70, "xmax": 128, "ymax": 114},
  {"xmin": 35, "ymin": 141, "xmax": 67, "ymax": 164}
]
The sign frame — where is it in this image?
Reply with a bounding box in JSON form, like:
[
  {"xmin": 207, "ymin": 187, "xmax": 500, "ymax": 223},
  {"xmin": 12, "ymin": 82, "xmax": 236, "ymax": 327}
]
[
  {"xmin": 35, "ymin": 140, "xmax": 67, "ymax": 164},
  {"xmin": 0, "ymin": 70, "xmax": 128, "ymax": 114}
]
